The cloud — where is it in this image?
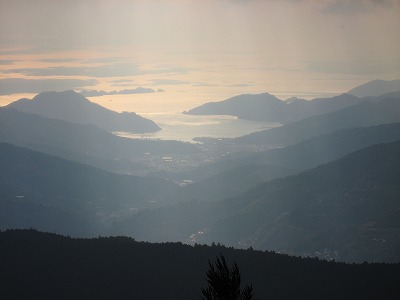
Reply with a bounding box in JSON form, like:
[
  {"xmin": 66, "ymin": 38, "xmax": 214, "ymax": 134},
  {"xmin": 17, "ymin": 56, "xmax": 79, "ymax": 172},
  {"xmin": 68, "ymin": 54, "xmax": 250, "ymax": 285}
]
[
  {"xmin": 307, "ymin": 58, "xmax": 400, "ymax": 75},
  {"xmin": 0, "ymin": 60, "xmax": 15, "ymax": 65},
  {"xmin": 108, "ymin": 79, "xmax": 135, "ymax": 87},
  {"xmin": 151, "ymin": 79, "xmax": 192, "ymax": 85},
  {"xmin": 118, "ymin": 87, "xmax": 155, "ymax": 94},
  {"xmin": 39, "ymin": 58, "xmax": 81, "ymax": 63},
  {"xmin": 109, "ymin": 79, "xmax": 134, "ymax": 84},
  {"xmin": 4, "ymin": 63, "xmax": 189, "ymax": 78},
  {"xmin": 0, "ymin": 78, "xmax": 98, "ymax": 95},
  {"xmin": 4, "ymin": 63, "xmax": 141, "ymax": 78},
  {"xmin": 313, "ymin": 0, "xmax": 396, "ymax": 14},
  {"xmin": 79, "ymin": 90, "xmax": 111, "ymax": 97},
  {"xmin": 150, "ymin": 79, "xmax": 215, "ymax": 87},
  {"xmin": 83, "ymin": 57, "xmax": 128, "ymax": 64},
  {"xmin": 192, "ymin": 82, "xmax": 216, "ymax": 87},
  {"xmin": 110, "ymin": 83, "xmax": 135, "ymax": 87},
  {"xmin": 227, "ymin": 83, "xmax": 254, "ymax": 87},
  {"xmin": 0, "ymin": 47, "xmax": 41, "ymax": 55},
  {"xmin": 79, "ymin": 87, "xmax": 163, "ymax": 97}
]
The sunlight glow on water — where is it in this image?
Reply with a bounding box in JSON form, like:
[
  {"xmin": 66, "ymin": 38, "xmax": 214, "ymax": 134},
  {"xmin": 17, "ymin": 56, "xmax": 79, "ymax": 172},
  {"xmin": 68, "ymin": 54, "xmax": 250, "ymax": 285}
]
[{"xmin": 115, "ymin": 113, "xmax": 280, "ymax": 143}]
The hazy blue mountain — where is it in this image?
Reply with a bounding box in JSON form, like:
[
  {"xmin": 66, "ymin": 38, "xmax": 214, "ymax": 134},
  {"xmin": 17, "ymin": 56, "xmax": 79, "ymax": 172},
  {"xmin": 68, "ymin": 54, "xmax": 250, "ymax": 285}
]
[
  {"xmin": 304, "ymin": 93, "xmax": 361, "ymax": 115},
  {"xmin": 175, "ymin": 164, "xmax": 293, "ymax": 202},
  {"xmin": 0, "ymin": 142, "xmax": 179, "ymax": 235},
  {"xmin": 80, "ymin": 87, "xmax": 156, "ymax": 97},
  {"xmin": 115, "ymin": 140, "xmax": 400, "ymax": 262},
  {"xmin": 0, "ymin": 195, "xmax": 97, "ymax": 237},
  {"xmin": 7, "ymin": 90, "xmax": 160, "ymax": 133},
  {"xmin": 247, "ymin": 122, "xmax": 400, "ymax": 171},
  {"xmin": 236, "ymin": 95, "xmax": 400, "ymax": 146},
  {"xmin": 2, "ymin": 230, "xmax": 399, "ymax": 299},
  {"xmin": 184, "ymin": 93, "xmax": 286, "ymax": 121},
  {"xmin": 180, "ymin": 122, "xmax": 400, "ymax": 182},
  {"xmin": 0, "ymin": 108, "xmax": 199, "ymax": 174},
  {"xmin": 348, "ymin": 79, "xmax": 400, "ymax": 98},
  {"xmin": 155, "ymin": 122, "xmax": 400, "ymax": 206},
  {"xmin": 284, "ymin": 96, "xmax": 307, "ymax": 104},
  {"xmin": 201, "ymin": 140, "xmax": 400, "ymax": 262},
  {"xmin": 184, "ymin": 92, "xmax": 361, "ymax": 123}
]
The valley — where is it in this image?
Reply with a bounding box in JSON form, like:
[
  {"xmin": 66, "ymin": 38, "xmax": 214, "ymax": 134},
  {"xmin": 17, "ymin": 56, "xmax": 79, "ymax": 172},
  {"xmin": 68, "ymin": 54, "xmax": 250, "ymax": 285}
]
[{"xmin": 1, "ymin": 81, "xmax": 399, "ymax": 264}]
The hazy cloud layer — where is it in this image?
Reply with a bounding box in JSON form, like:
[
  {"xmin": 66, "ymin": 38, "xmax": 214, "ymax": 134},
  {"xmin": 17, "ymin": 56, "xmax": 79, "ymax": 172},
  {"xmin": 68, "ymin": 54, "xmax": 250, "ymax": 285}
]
[
  {"xmin": 0, "ymin": 78, "xmax": 98, "ymax": 95},
  {"xmin": 39, "ymin": 58, "xmax": 81, "ymax": 63},
  {"xmin": 79, "ymin": 87, "xmax": 162, "ymax": 97},
  {"xmin": 307, "ymin": 59, "xmax": 400, "ymax": 75},
  {"xmin": 0, "ymin": 60, "xmax": 15, "ymax": 65},
  {"xmin": 4, "ymin": 64, "xmax": 141, "ymax": 78},
  {"xmin": 109, "ymin": 79, "xmax": 134, "ymax": 84},
  {"xmin": 4, "ymin": 64, "xmax": 189, "ymax": 78},
  {"xmin": 314, "ymin": 0, "xmax": 396, "ymax": 14},
  {"xmin": 228, "ymin": 83, "xmax": 254, "ymax": 87},
  {"xmin": 151, "ymin": 79, "xmax": 192, "ymax": 86},
  {"xmin": 0, "ymin": 0, "xmax": 398, "ymax": 101}
]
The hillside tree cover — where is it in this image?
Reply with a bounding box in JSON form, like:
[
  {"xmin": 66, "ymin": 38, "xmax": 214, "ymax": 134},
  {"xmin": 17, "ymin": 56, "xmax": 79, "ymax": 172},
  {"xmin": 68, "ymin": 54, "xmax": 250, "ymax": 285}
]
[{"xmin": 201, "ymin": 254, "xmax": 256, "ymax": 300}]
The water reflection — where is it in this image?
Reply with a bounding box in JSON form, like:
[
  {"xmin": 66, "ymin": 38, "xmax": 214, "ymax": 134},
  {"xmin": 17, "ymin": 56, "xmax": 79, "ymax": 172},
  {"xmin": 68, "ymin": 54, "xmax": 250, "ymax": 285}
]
[{"xmin": 115, "ymin": 112, "xmax": 280, "ymax": 143}]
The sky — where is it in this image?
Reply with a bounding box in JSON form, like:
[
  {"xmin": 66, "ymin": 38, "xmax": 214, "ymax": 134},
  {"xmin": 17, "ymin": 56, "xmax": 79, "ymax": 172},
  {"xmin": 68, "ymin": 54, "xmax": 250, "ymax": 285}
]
[{"xmin": 0, "ymin": 0, "xmax": 399, "ymax": 113}]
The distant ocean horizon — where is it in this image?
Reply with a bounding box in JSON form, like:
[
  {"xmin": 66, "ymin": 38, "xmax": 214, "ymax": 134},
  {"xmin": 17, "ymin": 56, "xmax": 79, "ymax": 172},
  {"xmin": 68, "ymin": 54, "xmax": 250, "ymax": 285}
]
[{"xmin": 115, "ymin": 112, "xmax": 280, "ymax": 143}]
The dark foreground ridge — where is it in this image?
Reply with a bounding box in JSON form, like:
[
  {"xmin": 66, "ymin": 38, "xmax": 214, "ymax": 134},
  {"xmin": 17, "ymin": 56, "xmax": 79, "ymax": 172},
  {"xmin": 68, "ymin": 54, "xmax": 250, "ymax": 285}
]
[{"xmin": 1, "ymin": 229, "xmax": 399, "ymax": 299}]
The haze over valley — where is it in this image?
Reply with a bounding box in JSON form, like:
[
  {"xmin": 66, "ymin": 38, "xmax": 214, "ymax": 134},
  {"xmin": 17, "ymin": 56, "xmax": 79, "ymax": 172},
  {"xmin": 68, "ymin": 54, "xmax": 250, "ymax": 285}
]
[
  {"xmin": 2, "ymin": 80, "xmax": 400, "ymax": 261},
  {"xmin": 1, "ymin": 1, "xmax": 400, "ymax": 298}
]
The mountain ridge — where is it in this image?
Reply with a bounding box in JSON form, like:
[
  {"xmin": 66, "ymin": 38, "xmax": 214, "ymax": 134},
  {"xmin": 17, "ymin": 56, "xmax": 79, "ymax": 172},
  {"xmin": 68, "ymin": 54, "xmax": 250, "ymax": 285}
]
[
  {"xmin": 236, "ymin": 95, "xmax": 400, "ymax": 146},
  {"xmin": 348, "ymin": 79, "xmax": 400, "ymax": 98},
  {"xmin": 2, "ymin": 229, "xmax": 399, "ymax": 299},
  {"xmin": 0, "ymin": 142, "xmax": 179, "ymax": 235},
  {"xmin": 0, "ymin": 107, "xmax": 199, "ymax": 174},
  {"xmin": 7, "ymin": 90, "xmax": 161, "ymax": 133},
  {"xmin": 115, "ymin": 140, "xmax": 400, "ymax": 262},
  {"xmin": 175, "ymin": 122, "xmax": 400, "ymax": 188},
  {"xmin": 184, "ymin": 92, "xmax": 362, "ymax": 123},
  {"xmin": 201, "ymin": 140, "xmax": 400, "ymax": 261}
]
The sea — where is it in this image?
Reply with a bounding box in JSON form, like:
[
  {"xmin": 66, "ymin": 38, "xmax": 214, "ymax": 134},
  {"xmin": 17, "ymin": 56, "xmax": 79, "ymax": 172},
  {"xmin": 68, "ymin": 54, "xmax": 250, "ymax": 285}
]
[
  {"xmin": 115, "ymin": 112, "xmax": 279, "ymax": 143},
  {"xmin": 82, "ymin": 92, "xmax": 280, "ymax": 143},
  {"xmin": 0, "ymin": 92, "xmax": 279, "ymax": 143}
]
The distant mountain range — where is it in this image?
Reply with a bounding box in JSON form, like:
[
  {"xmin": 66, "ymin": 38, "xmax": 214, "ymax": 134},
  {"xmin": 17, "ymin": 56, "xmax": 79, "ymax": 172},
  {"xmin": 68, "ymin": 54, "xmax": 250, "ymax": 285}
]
[
  {"xmin": 185, "ymin": 93, "xmax": 288, "ymax": 121},
  {"xmin": 173, "ymin": 122, "xmax": 400, "ymax": 198},
  {"xmin": 0, "ymin": 107, "xmax": 198, "ymax": 174},
  {"xmin": 2, "ymin": 80, "xmax": 400, "ymax": 265},
  {"xmin": 79, "ymin": 87, "xmax": 164, "ymax": 97},
  {"xmin": 236, "ymin": 93, "xmax": 400, "ymax": 146},
  {"xmin": 201, "ymin": 140, "xmax": 400, "ymax": 261},
  {"xmin": 184, "ymin": 92, "xmax": 362, "ymax": 123},
  {"xmin": 184, "ymin": 79, "xmax": 400, "ymax": 123},
  {"xmin": 348, "ymin": 79, "xmax": 400, "ymax": 98},
  {"xmin": 115, "ymin": 139, "xmax": 400, "ymax": 262},
  {"xmin": 7, "ymin": 90, "xmax": 160, "ymax": 133},
  {"xmin": 0, "ymin": 142, "xmax": 179, "ymax": 236},
  {"xmin": 174, "ymin": 163, "xmax": 293, "ymax": 202}
]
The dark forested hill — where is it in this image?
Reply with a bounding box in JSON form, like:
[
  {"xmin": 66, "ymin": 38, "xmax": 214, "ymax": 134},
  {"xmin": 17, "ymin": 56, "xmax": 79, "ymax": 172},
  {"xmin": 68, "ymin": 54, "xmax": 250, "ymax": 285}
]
[
  {"xmin": 115, "ymin": 140, "xmax": 400, "ymax": 263},
  {"xmin": 7, "ymin": 90, "xmax": 160, "ymax": 133},
  {"xmin": 0, "ymin": 229, "xmax": 399, "ymax": 300},
  {"xmin": 236, "ymin": 95, "xmax": 400, "ymax": 146},
  {"xmin": 0, "ymin": 142, "xmax": 178, "ymax": 235}
]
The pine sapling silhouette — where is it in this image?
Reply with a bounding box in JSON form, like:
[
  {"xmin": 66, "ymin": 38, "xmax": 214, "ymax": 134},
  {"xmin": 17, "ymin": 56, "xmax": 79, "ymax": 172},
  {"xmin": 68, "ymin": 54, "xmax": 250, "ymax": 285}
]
[{"xmin": 201, "ymin": 254, "xmax": 256, "ymax": 300}]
